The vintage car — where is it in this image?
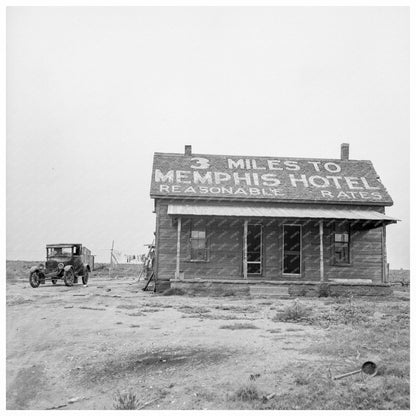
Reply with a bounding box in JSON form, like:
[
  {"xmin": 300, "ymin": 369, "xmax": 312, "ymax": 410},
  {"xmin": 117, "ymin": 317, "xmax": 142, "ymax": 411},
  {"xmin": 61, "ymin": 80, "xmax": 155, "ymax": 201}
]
[{"xmin": 29, "ymin": 244, "xmax": 94, "ymax": 288}]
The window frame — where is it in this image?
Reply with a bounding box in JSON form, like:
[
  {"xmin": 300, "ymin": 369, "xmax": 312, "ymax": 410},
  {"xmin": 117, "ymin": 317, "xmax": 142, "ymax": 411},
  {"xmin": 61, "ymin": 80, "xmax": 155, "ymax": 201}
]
[
  {"xmin": 332, "ymin": 222, "xmax": 351, "ymax": 266},
  {"xmin": 189, "ymin": 221, "xmax": 209, "ymax": 262}
]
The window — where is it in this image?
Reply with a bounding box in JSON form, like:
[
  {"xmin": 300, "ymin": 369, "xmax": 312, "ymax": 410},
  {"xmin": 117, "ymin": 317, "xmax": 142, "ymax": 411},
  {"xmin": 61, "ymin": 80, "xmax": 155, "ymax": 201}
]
[
  {"xmin": 333, "ymin": 223, "xmax": 350, "ymax": 265},
  {"xmin": 190, "ymin": 225, "xmax": 208, "ymax": 261},
  {"xmin": 283, "ymin": 225, "xmax": 301, "ymax": 275},
  {"xmin": 47, "ymin": 247, "xmax": 72, "ymax": 256}
]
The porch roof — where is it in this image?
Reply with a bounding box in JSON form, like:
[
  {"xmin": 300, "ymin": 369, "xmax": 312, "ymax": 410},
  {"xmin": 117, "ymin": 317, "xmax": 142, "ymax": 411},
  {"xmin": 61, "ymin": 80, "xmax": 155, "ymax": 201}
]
[{"xmin": 167, "ymin": 204, "xmax": 399, "ymax": 223}]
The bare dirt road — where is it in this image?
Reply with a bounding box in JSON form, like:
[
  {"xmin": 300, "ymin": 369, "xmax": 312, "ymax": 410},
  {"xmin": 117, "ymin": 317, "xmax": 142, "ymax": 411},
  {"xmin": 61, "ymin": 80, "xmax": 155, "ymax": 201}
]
[{"xmin": 6, "ymin": 262, "xmax": 409, "ymax": 410}]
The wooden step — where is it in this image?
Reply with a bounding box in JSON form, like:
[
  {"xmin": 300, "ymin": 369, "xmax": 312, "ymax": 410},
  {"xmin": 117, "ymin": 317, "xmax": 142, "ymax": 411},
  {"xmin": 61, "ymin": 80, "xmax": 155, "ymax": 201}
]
[{"xmin": 249, "ymin": 285, "xmax": 290, "ymax": 298}]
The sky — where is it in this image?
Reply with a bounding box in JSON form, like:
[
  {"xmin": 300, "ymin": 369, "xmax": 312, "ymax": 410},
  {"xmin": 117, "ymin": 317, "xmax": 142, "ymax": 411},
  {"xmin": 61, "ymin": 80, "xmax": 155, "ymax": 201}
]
[{"xmin": 6, "ymin": 6, "xmax": 409, "ymax": 267}]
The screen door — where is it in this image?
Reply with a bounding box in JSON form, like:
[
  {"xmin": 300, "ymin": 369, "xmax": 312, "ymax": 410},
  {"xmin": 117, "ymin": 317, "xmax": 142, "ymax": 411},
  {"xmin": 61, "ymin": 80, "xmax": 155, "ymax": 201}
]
[
  {"xmin": 283, "ymin": 224, "xmax": 301, "ymax": 275},
  {"xmin": 246, "ymin": 224, "xmax": 262, "ymax": 274}
]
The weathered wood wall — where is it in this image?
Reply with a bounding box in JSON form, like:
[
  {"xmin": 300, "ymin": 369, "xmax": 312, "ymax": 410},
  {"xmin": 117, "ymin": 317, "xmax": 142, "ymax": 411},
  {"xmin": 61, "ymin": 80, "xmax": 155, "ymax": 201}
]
[{"xmin": 154, "ymin": 199, "xmax": 384, "ymax": 282}]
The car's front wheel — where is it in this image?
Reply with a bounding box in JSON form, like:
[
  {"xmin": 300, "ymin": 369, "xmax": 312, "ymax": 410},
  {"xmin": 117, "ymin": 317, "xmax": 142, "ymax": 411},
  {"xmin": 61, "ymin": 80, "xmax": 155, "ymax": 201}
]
[
  {"xmin": 82, "ymin": 269, "xmax": 89, "ymax": 285},
  {"xmin": 63, "ymin": 269, "xmax": 75, "ymax": 286},
  {"xmin": 29, "ymin": 271, "xmax": 41, "ymax": 288}
]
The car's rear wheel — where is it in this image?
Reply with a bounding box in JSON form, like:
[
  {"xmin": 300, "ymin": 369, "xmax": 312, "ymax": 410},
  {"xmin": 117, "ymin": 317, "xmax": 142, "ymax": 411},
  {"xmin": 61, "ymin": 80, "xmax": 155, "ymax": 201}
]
[
  {"xmin": 29, "ymin": 271, "xmax": 41, "ymax": 288},
  {"xmin": 82, "ymin": 269, "xmax": 89, "ymax": 285},
  {"xmin": 64, "ymin": 269, "xmax": 75, "ymax": 286}
]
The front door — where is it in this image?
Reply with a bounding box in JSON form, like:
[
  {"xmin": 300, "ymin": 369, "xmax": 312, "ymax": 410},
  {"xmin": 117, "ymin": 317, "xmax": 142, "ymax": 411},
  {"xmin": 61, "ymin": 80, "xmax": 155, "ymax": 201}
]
[
  {"xmin": 246, "ymin": 224, "xmax": 263, "ymax": 275},
  {"xmin": 283, "ymin": 224, "xmax": 302, "ymax": 275}
]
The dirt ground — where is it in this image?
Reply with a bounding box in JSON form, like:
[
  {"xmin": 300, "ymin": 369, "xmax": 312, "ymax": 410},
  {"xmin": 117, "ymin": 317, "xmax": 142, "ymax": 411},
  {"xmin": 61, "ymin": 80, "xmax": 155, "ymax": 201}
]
[{"xmin": 6, "ymin": 261, "xmax": 410, "ymax": 410}]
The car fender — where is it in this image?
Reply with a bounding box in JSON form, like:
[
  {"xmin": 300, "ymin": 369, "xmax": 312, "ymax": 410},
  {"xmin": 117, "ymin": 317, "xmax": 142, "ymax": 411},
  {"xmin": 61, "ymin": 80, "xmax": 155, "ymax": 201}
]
[
  {"xmin": 29, "ymin": 265, "xmax": 40, "ymax": 273},
  {"xmin": 63, "ymin": 265, "xmax": 73, "ymax": 273},
  {"xmin": 83, "ymin": 264, "xmax": 91, "ymax": 272}
]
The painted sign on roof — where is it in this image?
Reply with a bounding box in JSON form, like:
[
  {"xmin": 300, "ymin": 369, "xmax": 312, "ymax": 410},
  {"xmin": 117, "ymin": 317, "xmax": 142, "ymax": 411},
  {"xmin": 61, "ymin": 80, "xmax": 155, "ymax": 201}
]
[{"xmin": 150, "ymin": 152, "xmax": 393, "ymax": 205}]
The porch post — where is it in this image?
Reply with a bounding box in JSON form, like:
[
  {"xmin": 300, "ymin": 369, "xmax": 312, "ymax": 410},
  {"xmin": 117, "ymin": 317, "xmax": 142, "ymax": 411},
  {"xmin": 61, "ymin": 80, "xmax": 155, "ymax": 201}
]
[
  {"xmin": 381, "ymin": 224, "xmax": 387, "ymax": 283},
  {"xmin": 319, "ymin": 220, "xmax": 324, "ymax": 282},
  {"xmin": 175, "ymin": 217, "xmax": 181, "ymax": 279},
  {"xmin": 243, "ymin": 219, "xmax": 248, "ymax": 279}
]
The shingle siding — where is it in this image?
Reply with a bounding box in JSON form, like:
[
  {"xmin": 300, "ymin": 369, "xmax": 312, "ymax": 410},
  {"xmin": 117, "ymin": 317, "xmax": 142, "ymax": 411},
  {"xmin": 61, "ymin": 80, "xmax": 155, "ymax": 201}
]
[{"xmin": 151, "ymin": 152, "xmax": 393, "ymax": 205}]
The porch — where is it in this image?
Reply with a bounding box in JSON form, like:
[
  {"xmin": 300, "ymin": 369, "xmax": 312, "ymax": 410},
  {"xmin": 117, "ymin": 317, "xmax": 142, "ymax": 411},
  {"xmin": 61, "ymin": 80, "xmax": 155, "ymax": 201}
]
[{"xmin": 163, "ymin": 203, "xmax": 397, "ymax": 285}]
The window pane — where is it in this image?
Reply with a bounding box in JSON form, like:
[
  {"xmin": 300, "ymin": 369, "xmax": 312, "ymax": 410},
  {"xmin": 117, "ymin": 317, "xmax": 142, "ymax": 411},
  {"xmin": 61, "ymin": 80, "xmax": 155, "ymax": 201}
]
[
  {"xmin": 247, "ymin": 225, "xmax": 262, "ymax": 253},
  {"xmin": 283, "ymin": 254, "xmax": 301, "ymax": 274},
  {"xmin": 335, "ymin": 223, "xmax": 349, "ymax": 233},
  {"xmin": 191, "ymin": 248, "xmax": 206, "ymax": 261},
  {"xmin": 335, "ymin": 233, "xmax": 349, "ymax": 243},
  {"xmin": 334, "ymin": 243, "xmax": 349, "ymax": 263},
  {"xmin": 284, "ymin": 226, "xmax": 301, "ymax": 252},
  {"xmin": 191, "ymin": 230, "xmax": 204, "ymax": 238},
  {"xmin": 334, "ymin": 222, "xmax": 350, "ymax": 264},
  {"xmin": 248, "ymin": 263, "xmax": 261, "ymax": 274},
  {"xmin": 190, "ymin": 224, "xmax": 207, "ymax": 260},
  {"xmin": 247, "ymin": 251, "xmax": 261, "ymax": 262},
  {"xmin": 191, "ymin": 239, "xmax": 205, "ymax": 249}
]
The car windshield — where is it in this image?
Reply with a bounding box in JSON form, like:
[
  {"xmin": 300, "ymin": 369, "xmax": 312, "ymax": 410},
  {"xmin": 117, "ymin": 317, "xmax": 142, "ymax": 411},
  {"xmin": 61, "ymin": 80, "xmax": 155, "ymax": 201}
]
[{"xmin": 48, "ymin": 247, "xmax": 73, "ymax": 257}]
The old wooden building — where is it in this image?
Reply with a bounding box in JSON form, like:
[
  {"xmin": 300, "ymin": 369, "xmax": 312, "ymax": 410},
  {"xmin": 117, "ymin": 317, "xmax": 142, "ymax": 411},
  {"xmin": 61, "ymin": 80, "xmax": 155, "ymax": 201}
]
[{"xmin": 150, "ymin": 144, "xmax": 398, "ymax": 295}]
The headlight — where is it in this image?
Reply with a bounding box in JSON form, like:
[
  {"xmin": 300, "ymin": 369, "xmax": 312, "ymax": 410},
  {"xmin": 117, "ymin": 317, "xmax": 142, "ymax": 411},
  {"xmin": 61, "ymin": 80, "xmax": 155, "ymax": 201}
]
[
  {"xmin": 58, "ymin": 263, "xmax": 64, "ymax": 270},
  {"xmin": 39, "ymin": 264, "xmax": 44, "ymax": 270}
]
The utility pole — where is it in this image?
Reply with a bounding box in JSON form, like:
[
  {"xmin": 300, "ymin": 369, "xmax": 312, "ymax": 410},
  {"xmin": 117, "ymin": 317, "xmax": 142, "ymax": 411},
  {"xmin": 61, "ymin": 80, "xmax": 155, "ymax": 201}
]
[{"xmin": 109, "ymin": 240, "xmax": 115, "ymax": 277}]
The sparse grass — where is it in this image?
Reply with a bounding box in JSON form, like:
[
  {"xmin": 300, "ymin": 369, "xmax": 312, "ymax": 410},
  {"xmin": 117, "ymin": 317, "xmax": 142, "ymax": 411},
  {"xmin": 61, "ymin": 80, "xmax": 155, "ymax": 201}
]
[
  {"xmin": 141, "ymin": 308, "xmax": 160, "ymax": 313},
  {"xmin": 113, "ymin": 391, "xmax": 141, "ymax": 410},
  {"xmin": 161, "ymin": 287, "xmax": 186, "ymax": 296},
  {"xmin": 78, "ymin": 306, "xmax": 106, "ymax": 311},
  {"xmin": 221, "ymin": 289, "xmax": 239, "ymax": 297},
  {"xmin": 293, "ymin": 372, "xmax": 310, "ymax": 386},
  {"xmin": 219, "ymin": 323, "xmax": 259, "ymax": 330},
  {"xmin": 6, "ymin": 260, "xmax": 36, "ymax": 281},
  {"xmin": 312, "ymin": 301, "xmax": 372, "ymax": 326},
  {"xmin": 94, "ymin": 263, "xmax": 110, "ymax": 272},
  {"xmin": 389, "ymin": 269, "xmax": 410, "ymax": 286},
  {"xmin": 127, "ymin": 311, "xmax": 146, "ymax": 316},
  {"xmin": 213, "ymin": 304, "xmax": 257, "ymax": 312},
  {"xmin": 231, "ymin": 384, "xmax": 261, "ymax": 402},
  {"xmin": 7, "ymin": 296, "xmax": 33, "ymax": 306},
  {"xmin": 211, "ymin": 313, "xmax": 248, "ymax": 320},
  {"xmin": 272, "ymin": 299, "xmax": 312, "ymax": 322},
  {"xmin": 271, "ymin": 297, "xmax": 377, "ymax": 327},
  {"xmin": 393, "ymin": 283, "xmax": 410, "ymax": 293},
  {"xmin": 263, "ymin": 300, "xmax": 409, "ymax": 410},
  {"xmin": 142, "ymin": 301, "xmax": 168, "ymax": 308},
  {"xmin": 181, "ymin": 312, "xmax": 254, "ymax": 320},
  {"xmin": 116, "ymin": 304, "xmax": 137, "ymax": 310},
  {"xmin": 178, "ymin": 306, "xmax": 211, "ymax": 314},
  {"xmin": 181, "ymin": 313, "xmax": 210, "ymax": 319},
  {"xmin": 257, "ymin": 372, "xmax": 409, "ymax": 410},
  {"xmin": 180, "ymin": 287, "xmax": 247, "ymax": 297}
]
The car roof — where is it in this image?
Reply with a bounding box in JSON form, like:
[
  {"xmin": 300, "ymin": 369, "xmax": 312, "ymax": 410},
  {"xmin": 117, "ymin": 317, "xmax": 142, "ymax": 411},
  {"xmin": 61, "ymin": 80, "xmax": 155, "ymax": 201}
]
[{"xmin": 46, "ymin": 244, "xmax": 82, "ymax": 248}]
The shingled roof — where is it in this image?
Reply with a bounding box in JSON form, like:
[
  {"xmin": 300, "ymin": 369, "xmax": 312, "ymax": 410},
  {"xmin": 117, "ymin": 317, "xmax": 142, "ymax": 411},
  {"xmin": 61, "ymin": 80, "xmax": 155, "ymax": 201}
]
[{"xmin": 150, "ymin": 147, "xmax": 393, "ymax": 206}]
